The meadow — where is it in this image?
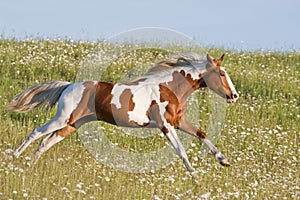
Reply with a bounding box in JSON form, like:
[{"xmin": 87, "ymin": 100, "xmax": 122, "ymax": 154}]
[{"xmin": 0, "ymin": 38, "xmax": 299, "ymax": 199}]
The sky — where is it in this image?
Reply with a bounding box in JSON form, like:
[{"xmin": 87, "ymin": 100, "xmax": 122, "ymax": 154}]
[{"xmin": 0, "ymin": 0, "xmax": 299, "ymax": 51}]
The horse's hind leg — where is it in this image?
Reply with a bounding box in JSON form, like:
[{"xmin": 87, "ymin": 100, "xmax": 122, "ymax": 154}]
[
  {"xmin": 32, "ymin": 115, "xmax": 97, "ymax": 164},
  {"xmin": 14, "ymin": 99, "xmax": 74, "ymax": 157},
  {"xmin": 32, "ymin": 125, "xmax": 76, "ymax": 164},
  {"xmin": 13, "ymin": 117, "xmax": 69, "ymax": 158},
  {"xmin": 13, "ymin": 83, "xmax": 85, "ymax": 158}
]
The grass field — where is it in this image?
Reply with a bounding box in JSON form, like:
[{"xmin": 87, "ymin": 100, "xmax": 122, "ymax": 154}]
[{"xmin": 0, "ymin": 38, "xmax": 299, "ymax": 199}]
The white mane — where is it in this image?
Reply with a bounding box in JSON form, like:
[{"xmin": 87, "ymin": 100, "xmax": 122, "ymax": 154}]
[{"xmin": 143, "ymin": 52, "xmax": 207, "ymax": 81}]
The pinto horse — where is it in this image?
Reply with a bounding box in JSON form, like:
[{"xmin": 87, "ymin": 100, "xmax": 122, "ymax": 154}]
[{"xmin": 7, "ymin": 53, "xmax": 238, "ymax": 172}]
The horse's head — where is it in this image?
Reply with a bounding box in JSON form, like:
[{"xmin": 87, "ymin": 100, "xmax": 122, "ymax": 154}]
[{"xmin": 203, "ymin": 54, "xmax": 239, "ymax": 103}]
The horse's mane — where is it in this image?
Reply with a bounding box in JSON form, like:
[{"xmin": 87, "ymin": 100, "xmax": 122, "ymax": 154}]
[{"xmin": 145, "ymin": 52, "xmax": 207, "ymax": 76}]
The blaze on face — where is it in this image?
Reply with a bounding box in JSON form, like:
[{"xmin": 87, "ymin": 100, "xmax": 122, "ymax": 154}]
[{"xmin": 203, "ymin": 54, "xmax": 239, "ymax": 103}]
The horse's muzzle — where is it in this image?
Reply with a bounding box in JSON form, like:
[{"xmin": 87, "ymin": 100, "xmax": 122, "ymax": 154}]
[{"xmin": 226, "ymin": 93, "xmax": 239, "ymax": 103}]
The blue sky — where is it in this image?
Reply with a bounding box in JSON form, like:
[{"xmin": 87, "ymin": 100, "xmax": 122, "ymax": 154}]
[{"xmin": 0, "ymin": 0, "xmax": 299, "ymax": 51}]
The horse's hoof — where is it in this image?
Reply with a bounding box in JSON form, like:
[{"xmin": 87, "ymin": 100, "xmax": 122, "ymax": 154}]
[
  {"xmin": 190, "ymin": 171, "xmax": 199, "ymax": 179},
  {"xmin": 220, "ymin": 159, "xmax": 231, "ymax": 167},
  {"xmin": 215, "ymin": 152, "xmax": 231, "ymax": 167},
  {"xmin": 13, "ymin": 151, "xmax": 20, "ymax": 158}
]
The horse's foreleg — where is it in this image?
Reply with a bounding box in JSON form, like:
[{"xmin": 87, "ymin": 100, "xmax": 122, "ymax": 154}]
[
  {"xmin": 32, "ymin": 125, "xmax": 76, "ymax": 164},
  {"xmin": 178, "ymin": 118, "xmax": 230, "ymax": 166},
  {"xmin": 162, "ymin": 123, "xmax": 195, "ymax": 172}
]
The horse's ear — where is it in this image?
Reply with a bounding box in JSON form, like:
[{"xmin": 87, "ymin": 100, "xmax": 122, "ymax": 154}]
[
  {"xmin": 214, "ymin": 54, "xmax": 225, "ymax": 67},
  {"xmin": 207, "ymin": 54, "xmax": 214, "ymax": 63},
  {"xmin": 219, "ymin": 54, "xmax": 225, "ymax": 62}
]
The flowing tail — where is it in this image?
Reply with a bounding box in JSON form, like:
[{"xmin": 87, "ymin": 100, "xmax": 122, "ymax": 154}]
[{"xmin": 7, "ymin": 81, "xmax": 71, "ymax": 113}]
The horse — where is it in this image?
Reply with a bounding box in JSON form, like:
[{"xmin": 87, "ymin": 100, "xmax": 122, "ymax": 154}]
[{"xmin": 7, "ymin": 53, "xmax": 239, "ymax": 172}]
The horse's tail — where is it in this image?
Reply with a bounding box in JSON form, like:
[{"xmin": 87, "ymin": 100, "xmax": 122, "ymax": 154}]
[{"xmin": 6, "ymin": 81, "xmax": 71, "ymax": 113}]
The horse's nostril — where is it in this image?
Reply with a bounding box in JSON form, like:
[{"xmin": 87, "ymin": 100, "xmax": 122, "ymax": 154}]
[{"xmin": 232, "ymin": 94, "xmax": 238, "ymax": 99}]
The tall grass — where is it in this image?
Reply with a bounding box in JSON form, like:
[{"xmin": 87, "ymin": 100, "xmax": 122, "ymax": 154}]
[{"xmin": 0, "ymin": 39, "xmax": 299, "ymax": 199}]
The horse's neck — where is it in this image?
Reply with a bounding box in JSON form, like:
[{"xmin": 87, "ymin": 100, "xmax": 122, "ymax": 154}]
[{"xmin": 161, "ymin": 69, "xmax": 204, "ymax": 102}]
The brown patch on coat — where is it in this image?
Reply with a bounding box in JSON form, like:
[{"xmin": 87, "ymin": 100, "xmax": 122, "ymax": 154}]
[
  {"xmin": 71, "ymin": 81, "xmax": 98, "ymax": 120},
  {"xmin": 119, "ymin": 89, "xmax": 135, "ymax": 112},
  {"xmin": 143, "ymin": 100, "xmax": 163, "ymax": 128},
  {"xmin": 56, "ymin": 125, "xmax": 77, "ymax": 137},
  {"xmin": 56, "ymin": 81, "xmax": 100, "ymax": 138},
  {"xmin": 53, "ymin": 81, "xmax": 98, "ymax": 133},
  {"xmin": 146, "ymin": 100, "xmax": 157, "ymax": 119},
  {"xmin": 94, "ymin": 82, "xmax": 141, "ymax": 127},
  {"xmin": 94, "ymin": 81, "xmax": 116, "ymax": 125},
  {"xmin": 56, "ymin": 113, "xmax": 77, "ymax": 137},
  {"xmin": 157, "ymin": 69, "xmax": 205, "ymax": 128},
  {"xmin": 161, "ymin": 126, "xmax": 169, "ymax": 134},
  {"xmin": 164, "ymin": 70, "xmax": 202, "ymax": 103},
  {"xmin": 111, "ymin": 88, "xmax": 140, "ymax": 126},
  {"xmin": 159, "ymin": 84, "xmax": 182, "ymax": 128},
  {"xmin": 196, "ymin": 129, "xmax": 208, "ymax": 139}
]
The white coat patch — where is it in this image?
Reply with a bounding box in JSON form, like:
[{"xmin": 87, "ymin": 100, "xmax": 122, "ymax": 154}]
[
  {"xmin": 112, "ymin": 83, "xmax": 161, "ymax": 125},
  {"xmin": 57, "ymin": 82, "xmax": 85, "ymax": 123}
]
